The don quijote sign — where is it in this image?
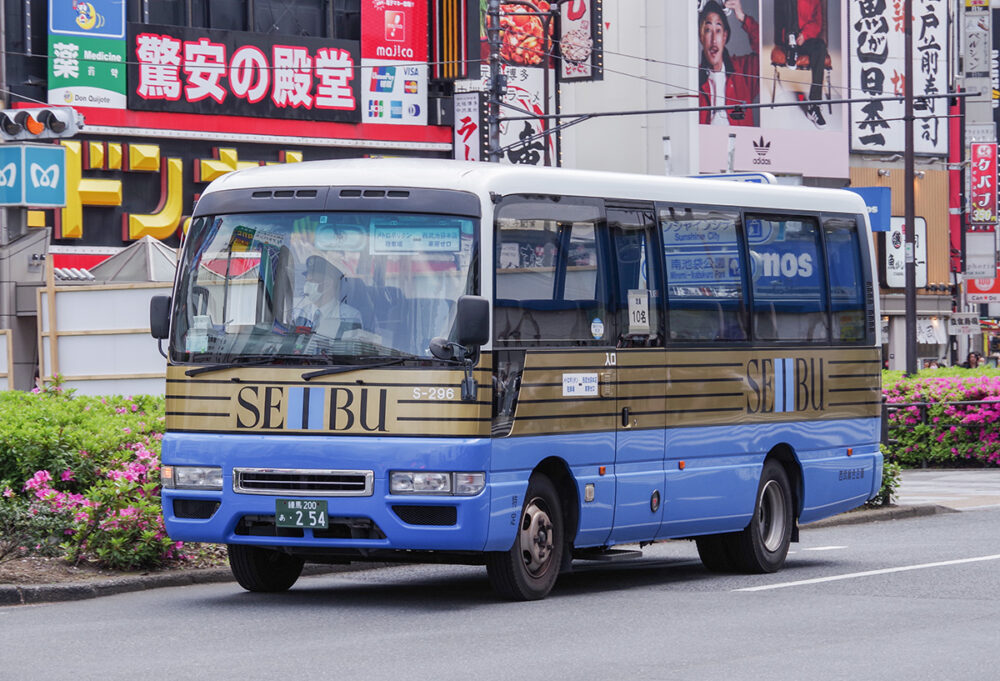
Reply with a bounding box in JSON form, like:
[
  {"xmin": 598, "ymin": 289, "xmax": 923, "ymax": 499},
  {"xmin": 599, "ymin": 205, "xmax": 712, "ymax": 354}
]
[{"xmin": 126, "ymin": 23, "xmax": 361, "ymax": 122}]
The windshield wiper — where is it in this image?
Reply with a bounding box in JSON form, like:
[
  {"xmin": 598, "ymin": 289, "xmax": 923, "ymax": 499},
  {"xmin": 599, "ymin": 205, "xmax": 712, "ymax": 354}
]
[
  {"xmin": 185, "ymin": 355, "xmax": 299, "ymax": 377},
  {"xmin": 302, "ymin": 356, "xmax": 413, "ymax": 381}
]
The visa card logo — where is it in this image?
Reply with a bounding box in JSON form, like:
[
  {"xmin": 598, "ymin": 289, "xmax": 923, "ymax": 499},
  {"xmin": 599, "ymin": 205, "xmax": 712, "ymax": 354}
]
[{"xmin": 370, "ymin": 67, "xmax": 396, "ymax": 93}]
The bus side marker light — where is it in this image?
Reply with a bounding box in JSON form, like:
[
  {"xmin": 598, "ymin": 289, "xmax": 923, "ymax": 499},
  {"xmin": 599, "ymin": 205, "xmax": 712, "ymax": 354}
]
[
  {"xmin": 679, "ymin": 461, "xmax": 686, "ymax": 470},
  {"xmin": 847, "ymin": 448, "xmax": 854, "ymax": 457},
  {"xmin": 584, "ymin": 483, "xmax": 595, "ymax": 502},
  {"xmin": 599, "ymin": 466, "xmax": 606, "ymax": 476}
]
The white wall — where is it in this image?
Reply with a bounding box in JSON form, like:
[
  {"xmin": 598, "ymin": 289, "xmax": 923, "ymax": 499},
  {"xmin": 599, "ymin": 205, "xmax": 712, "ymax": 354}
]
[{"xmin": 560, "ymin": 1, "xmax": 699, "ymax": 176}]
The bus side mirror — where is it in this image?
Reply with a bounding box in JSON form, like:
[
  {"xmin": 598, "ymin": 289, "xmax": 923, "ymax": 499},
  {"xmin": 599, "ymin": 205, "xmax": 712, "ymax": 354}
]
[
  {"xmin": 150, "ymin": 295, "xmax": 171, "ymax": 339},
  {"xmin": 456, "ymin": 295, "xmax": 489, "ymax": 348}
]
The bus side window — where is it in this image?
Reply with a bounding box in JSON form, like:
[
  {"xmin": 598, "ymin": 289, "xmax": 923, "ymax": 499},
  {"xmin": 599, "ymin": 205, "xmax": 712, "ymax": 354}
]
[
  {"xmin": 494, "ymin": 196, "xmax": 609, "ymax": 347},
  {"xmin": 823, "ymin": 217, "xmax": 866, "ymax": 342},
  {"xmin": 747, "ymin": 215, "xmax": 829, "ymax": 342},
  {"xmin": 660, "ymin": 207, "xmax": 747, "ymax": 342}
]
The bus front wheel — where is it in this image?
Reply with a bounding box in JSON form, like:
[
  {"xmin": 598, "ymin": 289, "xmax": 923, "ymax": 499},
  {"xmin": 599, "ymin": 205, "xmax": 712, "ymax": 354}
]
[
  {"xmin": 485, "ymin": 474, "xmax": 564, "ymax": 601},
  {"xmin": 228, "ymin": 544, "xmax": 305, "ymax": 592}
]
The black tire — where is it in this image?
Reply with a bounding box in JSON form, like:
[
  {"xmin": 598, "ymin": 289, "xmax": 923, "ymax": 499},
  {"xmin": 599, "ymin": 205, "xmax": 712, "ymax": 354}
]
[
  {"xmin": 695, "ymin": 533, "xmax": 737, "ymax": 572},
  {"xmin": 485, "ymin": 474, "xmax": 564, "ymax": 601},
  {"xmin": 730, "ymin": 459, "xmax": 794, "ymax": 574},
  {"xmin": 227, "ymin": 544, "xmax": 305, "ymax": 592}
]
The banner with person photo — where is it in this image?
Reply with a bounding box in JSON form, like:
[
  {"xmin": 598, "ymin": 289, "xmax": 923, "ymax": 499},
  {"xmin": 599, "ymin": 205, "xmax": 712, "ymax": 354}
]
[{"xmin": 696, "ymin": 0, "xmax": 849, "ymax": 178}]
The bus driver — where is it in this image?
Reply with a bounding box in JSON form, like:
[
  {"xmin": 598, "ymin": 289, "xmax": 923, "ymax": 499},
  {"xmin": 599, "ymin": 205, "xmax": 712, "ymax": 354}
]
[{"xmin": 296, "ymin": 255, "xmax": 362, "ymax": 339}]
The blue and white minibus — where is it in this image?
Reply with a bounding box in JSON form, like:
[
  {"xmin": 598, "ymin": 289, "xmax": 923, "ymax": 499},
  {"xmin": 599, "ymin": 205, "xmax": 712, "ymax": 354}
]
[{"xmin": 150, "ymin": 158, "xmax": 882, "ymax": 600}]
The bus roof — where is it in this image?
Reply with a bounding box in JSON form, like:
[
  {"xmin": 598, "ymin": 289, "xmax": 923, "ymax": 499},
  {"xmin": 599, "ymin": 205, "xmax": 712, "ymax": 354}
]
[{"xmin": 202, "ymin": 157, "xmax": 868, "ymax": 216}]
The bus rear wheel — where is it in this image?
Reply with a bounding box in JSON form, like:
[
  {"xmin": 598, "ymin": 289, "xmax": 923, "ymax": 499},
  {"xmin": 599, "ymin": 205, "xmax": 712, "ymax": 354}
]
[
  {"xmin": 731, "ymin": 460, "xmax": 793, "ymax": 573},
  {"xmin": 228, "ymin": 544, "xmax": 305, "ymax": 592},
  {"xmin": 485, "ymin": 474, "xmax": 564, "ymax": 601}
]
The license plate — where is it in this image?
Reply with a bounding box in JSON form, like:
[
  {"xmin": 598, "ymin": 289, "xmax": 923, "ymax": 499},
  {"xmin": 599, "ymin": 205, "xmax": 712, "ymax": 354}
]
[{"xmin": 275, "ymin": 499, "xmax": 328, "ymax": 529}]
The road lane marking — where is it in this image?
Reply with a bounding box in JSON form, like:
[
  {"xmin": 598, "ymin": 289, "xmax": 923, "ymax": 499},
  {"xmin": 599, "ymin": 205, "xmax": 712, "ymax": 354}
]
[
  {"xmin": 802, "ymin": 546, "xmax": 847, "ymax": 552},
  {"xmin": 734, "ymin": 554, "xmax": 1000, "ymax": 592}
]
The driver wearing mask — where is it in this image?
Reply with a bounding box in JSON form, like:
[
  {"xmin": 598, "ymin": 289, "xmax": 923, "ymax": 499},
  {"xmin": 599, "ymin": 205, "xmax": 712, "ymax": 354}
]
[{"xmin": 293, "ymin": 255, "xmax": 362, "ymax": 339}]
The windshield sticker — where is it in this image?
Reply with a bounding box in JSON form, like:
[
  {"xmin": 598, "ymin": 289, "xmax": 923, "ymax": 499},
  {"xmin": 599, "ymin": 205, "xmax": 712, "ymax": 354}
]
[
  {"xmin": 316, "ymin": 223, "xmax": 367, "ymax": 251},
  {"xmin": 590, "ymin": 317, "xmax": 604, "ymax": 340},
  {"xmin": 563, "ymin": 373, "xmax": 599, "ymax": 397},
  {"xmin": 371, "ymin": 226, "xmax": 460, "ymax": 253},
  {"xmin": 229, "ymin": 226, "xmax": 256, "ymax": 252}
]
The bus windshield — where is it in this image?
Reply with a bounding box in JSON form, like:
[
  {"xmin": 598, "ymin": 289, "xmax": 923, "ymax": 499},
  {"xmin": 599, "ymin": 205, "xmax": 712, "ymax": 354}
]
[{"xmin": 170, "ymin": 211, "xmax": 478, "ymax": 364}]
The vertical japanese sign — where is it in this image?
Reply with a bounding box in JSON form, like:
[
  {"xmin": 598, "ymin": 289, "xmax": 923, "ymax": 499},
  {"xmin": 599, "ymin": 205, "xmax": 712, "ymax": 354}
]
[
  {"xmin": 849, "ymin": 0, "xmax": 949, "ymax": 154},
  {"xmin": 126, "ymin": 25, "xmax": 360, "ymax": 122},
  {"xmin": 360, "ymin": 0, "xmax": 428, "ymax": 125},
  {"xmin": 453, "ymin": 92, "xmax": 482, "ymax": 161},
  {"xmin": 48, "ymin": 0, "xmax": 127, "ymax": 109},
  {"xmin": 970, "ymin": 143, "xmax": 998, "ymax": 225},
  {"xmin": 884, "ymin": 217, "xmax": 928, "ymax": 288},
  {"xmin": 559, "ymin": 0, "xmax": 603, "ymax": 81}
]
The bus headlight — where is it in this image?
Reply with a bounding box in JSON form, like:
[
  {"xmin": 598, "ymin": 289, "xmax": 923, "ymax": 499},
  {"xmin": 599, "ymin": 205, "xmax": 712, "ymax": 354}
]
[
  {"xmin": 162, "ymin": 465, "xmax": 223, "ymax": 490},
  {"xmin": 390, "ymin": 471, "xmax": 485, "ymax": 496}
]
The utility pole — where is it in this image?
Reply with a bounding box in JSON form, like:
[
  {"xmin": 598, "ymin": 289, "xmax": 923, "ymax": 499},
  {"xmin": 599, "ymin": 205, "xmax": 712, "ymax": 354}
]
[
  {"xmin": 904, "ymin": 0, "xmax": 917, "ymax": 376},
  {"xmin": 486, "ymin": 0, "xmax": 503, "ymax": 163}
]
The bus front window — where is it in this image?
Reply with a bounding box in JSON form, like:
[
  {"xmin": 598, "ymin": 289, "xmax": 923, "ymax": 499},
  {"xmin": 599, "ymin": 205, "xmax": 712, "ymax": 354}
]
[{"xmin": 171, "ymin": 211, "xmax": 478, "ymax": 364}]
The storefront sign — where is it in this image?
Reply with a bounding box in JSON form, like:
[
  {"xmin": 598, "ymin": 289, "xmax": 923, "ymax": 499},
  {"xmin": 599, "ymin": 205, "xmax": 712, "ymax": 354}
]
[
  {"xmin": 126, "ymin": 24, "xmax": 361, "ymax": 122},
  {"xmin": 48, "ymin": 0, "xmax": 127, "ymax": 109},
  {"xmin": 849, "ymin": 0, "xmax": 949, "ymax": 154},
  {"xmin": 884, "ymin": 217, "xmax": 927, "ymax": 288},
  {"xmin": 970, "ymin": 143, "xmax": 998, "ymax": 224},
  {"xmin": 560, "ymin": 0, "xmax": 602, "ymax": 81},
  {"xmin": 453, "ymin": 92, "xmax": 482, "ymax": 161},
  {"xmin": 967, "ymin": 271, "xmax": 1000, "ymax": 303},
  {"xmin": 965, "ymin": 230, "xmax": 997, "ymax": 278},
  {"xmin": 948, "ymin": 315, "xmax": 981, "ymax": 336},
  {"xmin": 845, "ymin": 187, "xmax": 891, "ymax": 232},
  {"xmin": 360, "ymin": 0, "xmax": 428, "ymax": 126}
]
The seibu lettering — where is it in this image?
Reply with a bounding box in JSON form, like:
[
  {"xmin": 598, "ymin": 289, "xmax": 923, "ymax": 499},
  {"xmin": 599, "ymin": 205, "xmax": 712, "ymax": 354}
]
[
  {"xmin": 235, "ymin": 385, "xmax": 388, "ymax": 432},
  {"xmin": 745, "ymin": 357, "xmax": 824, "ymax": 414}
]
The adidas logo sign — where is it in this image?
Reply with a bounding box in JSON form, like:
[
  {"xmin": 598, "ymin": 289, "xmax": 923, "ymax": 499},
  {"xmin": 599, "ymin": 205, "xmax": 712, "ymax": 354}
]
[{"xmin": 752, "ymin": 136, "xmax": 772, "ymax": 165}]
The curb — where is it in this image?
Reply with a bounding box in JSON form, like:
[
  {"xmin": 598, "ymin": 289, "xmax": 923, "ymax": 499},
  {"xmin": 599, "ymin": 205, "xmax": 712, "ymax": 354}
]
[
  {"xmin": 0, "ymin": 562, "xmax": 391, "ymax": 608},
  {"xmin": 801, "ymin": 503, "xmax": 955, "ymax": 530}
]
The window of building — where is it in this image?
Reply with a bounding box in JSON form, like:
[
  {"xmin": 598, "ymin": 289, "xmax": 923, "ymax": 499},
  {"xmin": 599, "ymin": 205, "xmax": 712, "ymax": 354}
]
[
  {"xmin": 191, "ymin": 0, "xmax": 249, "ymax": 31},
  {"xmin": 747, "ymin": 215, "xmax": 828, "ymax": 342},
  {"xmin": 660, "ymin": 206, "xmax": 747, "ymax": 341},
  {"xmin": 494, "ymin": 196, "xmax": 608, "ymax": 346}
]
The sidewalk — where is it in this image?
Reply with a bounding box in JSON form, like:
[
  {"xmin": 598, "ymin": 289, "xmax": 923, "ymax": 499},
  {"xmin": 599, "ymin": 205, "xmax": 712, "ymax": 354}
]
[
  {"xmin": 895, "ymin": 468, "xmax": 1000, "ymax": 511},
  {"xmin": 3, "ymin": 469, "xmax": 998, "ymax": 606}
]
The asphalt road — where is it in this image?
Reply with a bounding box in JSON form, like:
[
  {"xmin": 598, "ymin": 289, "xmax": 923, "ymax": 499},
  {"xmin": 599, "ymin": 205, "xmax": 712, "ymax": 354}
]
[{"xmin": 2, "ymin": 507, "xmax": 998, "ymax": 681}]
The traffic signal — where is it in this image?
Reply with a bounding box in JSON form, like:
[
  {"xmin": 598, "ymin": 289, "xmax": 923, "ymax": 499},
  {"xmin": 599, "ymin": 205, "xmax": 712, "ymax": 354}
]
[{"xmin": 0, "ymin": 107, "xmax": 83, "ymax": 141}]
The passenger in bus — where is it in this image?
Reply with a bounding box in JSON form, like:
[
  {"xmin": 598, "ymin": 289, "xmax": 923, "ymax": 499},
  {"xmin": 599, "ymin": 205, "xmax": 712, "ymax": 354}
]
[{"xmin": 295, "ymin": 255, "xmax": 362, "ymax": 340}]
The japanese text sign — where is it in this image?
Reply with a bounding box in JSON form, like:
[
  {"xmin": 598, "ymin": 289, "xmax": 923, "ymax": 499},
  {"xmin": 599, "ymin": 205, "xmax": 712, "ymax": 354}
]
[
  {"xmin": 970, "ymin": 143, "xmax": 998, "ymax": 225},
  {"xmin": 850, "ymin": 0, "xmax": 949, "ymax": 154},
  {"xmin": 126, "ymin": 23, "xmax": 360, "ymax": 123}
]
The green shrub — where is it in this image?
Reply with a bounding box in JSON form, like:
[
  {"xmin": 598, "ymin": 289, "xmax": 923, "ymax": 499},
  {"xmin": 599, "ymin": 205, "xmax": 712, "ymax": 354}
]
[
  {"xmin": 0, "ymin": 385, "xmax": 164, "ymax": 492},
  {"xmin": 867, "ymin": 454, "xmax": 901, "ymax": 507}
]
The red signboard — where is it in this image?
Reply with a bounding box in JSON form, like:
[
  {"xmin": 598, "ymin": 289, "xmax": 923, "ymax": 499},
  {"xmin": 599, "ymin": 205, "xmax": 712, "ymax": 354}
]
[
  {"xmin": 967, "ymin": 267, "xmax": 1000, "ymax": 303},
  {"xmin": 361, "ymin": 0, "xmax": 428, "ymax": 63},
  {"xmin": 970, "ymin": 142, "xmax": 997, "ymax": 225},
  {"xmin": 127, "ymin": 23, "xmax": 361, "ymax": 122}
]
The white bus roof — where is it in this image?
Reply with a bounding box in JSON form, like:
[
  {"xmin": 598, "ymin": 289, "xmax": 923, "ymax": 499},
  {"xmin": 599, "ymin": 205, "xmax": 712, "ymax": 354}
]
[{"xmin": 202, "ymin": 158, "xmax": 868, "ymax": 216}]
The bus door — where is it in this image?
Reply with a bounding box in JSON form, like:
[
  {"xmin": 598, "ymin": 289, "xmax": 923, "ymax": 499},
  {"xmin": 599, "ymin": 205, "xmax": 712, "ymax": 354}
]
[{"xmin": 607, "ymin": 204, "xmax": 667, "ymax": 542}]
